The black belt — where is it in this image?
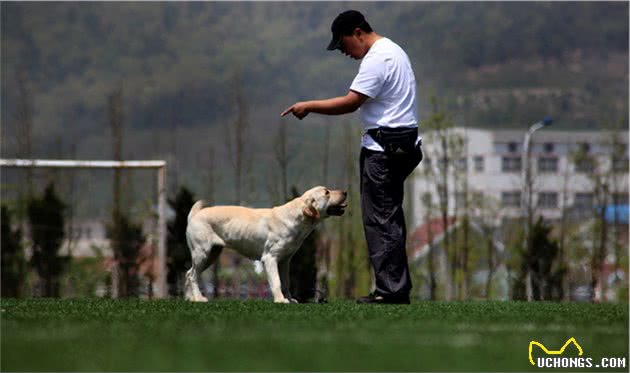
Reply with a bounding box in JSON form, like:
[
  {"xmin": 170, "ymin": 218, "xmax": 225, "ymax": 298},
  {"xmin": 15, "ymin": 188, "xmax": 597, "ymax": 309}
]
[{"xmin": 367, "ymin": 126, "xmax": 419, "ymax": 153}]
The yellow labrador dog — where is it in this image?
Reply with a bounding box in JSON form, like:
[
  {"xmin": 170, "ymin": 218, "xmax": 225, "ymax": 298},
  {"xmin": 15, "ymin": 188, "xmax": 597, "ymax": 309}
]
[{"xmin": 185, "ymin": 186, "xmax": 347, "ymax": 303}]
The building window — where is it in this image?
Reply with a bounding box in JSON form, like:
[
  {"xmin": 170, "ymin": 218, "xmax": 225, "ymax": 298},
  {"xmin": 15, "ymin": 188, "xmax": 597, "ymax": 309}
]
[
  {"xmin": 612, "ymin": 157, "xmax": 628, "ymax": 173},
  {"xmin": 613, "ymin": 193, "xmax": 629, "ymax": 205},
  {"xmin": 538, "ymin": 192, "xmax": 558, "ymax": 208},
  {"xmin": 575, "ymin": 158, "xmax": 595, "ymax": 173},
  {"xmin": 474, "ymin": 156, "xmax": 484, "ymax": 172},
  {"xmin": 437, "ymin": 184, "xmax": 447, "ymax": 200},
  {"xmin": 502, "ymin": 157, "xmax": 521, "ymax": 172},
  {"xmin": 421, "ymin": 192, "xmax": 433, "ymax": 206},
  {"xmin": 543, "ymin": 143, "xmax": 555, "ymax": 153},
  {"xmin": 502, "ymin": 191, "xmax": 521, "ymax": 208},
  {"xmin": 538, "ymin": 157, "xmax": 558, "ymax": 173},
  {"xmin": 508, "ymin": 142, "xmax": 518, "ymax": 153},
  {"xmin": 574, "ymin": 193, "xmax": 594, "ymax": 210},
  {"xmin": 455, "ymin": 192, "xmax": 468, "ymax": 206},
  {"xmin": 455, "ymin": 157, "xmax": 467, "ymax": 172},
  {"xmin": 438, "ymin": 158, "xmax": 448, "ymax": 172}
]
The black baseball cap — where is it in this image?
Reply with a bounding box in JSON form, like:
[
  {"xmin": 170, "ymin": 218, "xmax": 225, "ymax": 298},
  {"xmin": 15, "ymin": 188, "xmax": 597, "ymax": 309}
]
[{"xmin": 326, "ymin": 10, "xmax": 368, "ymax": 51}]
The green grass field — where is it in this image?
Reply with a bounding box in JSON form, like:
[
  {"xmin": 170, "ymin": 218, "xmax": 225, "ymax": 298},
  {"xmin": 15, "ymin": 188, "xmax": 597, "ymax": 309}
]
[{"xmin": 1, "ymin": 298, "xmax": 627, "ymax": 372}]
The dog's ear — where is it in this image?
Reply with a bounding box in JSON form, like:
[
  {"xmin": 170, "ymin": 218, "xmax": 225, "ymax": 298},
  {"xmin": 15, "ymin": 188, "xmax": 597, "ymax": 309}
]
[{"xmin": 303, "ymin": 198, "xmax": 320, "ymax": 219}]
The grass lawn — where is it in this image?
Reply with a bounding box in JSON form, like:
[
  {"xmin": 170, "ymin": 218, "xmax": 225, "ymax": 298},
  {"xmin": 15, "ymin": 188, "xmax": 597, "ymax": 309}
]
[{"xmin": 1, "ymin": 298, "xmax": 627, "ymax": 372}]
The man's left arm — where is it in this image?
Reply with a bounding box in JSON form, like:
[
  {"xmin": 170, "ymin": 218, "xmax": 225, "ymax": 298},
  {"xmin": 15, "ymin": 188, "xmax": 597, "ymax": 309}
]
[{"xmin": 281, "ymin": 90, "xmax": 368, "ymax": 120}]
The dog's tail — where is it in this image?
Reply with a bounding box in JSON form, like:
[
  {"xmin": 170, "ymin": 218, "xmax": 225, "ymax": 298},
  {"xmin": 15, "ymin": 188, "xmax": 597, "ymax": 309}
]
[{"xmin": 188, "ymin": 200, "xmax": 205, "ymax": 224}]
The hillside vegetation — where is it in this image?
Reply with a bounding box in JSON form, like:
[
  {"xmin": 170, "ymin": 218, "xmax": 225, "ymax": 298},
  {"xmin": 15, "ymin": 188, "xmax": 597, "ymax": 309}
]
[{"xmin": 1, "ymin": 2, "xmax": 628, "ymax": 208}]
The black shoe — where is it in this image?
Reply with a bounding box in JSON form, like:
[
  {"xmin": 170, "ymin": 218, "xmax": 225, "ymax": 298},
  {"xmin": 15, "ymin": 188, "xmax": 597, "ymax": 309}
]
[{"xmin": 356, "ymin": 292, "xmax": 410, "ymax": 305}]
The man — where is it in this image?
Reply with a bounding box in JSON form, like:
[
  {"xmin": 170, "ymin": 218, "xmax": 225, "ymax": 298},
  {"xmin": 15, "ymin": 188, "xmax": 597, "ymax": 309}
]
[{"xmin": 281, "ymin": 10, "xmax": 422, "ymax": 304}]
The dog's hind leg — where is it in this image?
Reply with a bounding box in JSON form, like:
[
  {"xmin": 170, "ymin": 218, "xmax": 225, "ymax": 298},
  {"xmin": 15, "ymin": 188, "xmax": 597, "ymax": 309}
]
[
  {"xmin": 185, "ymin": 222, "xmax": 224, "ymax": 302},
  {"xmin": 185, "ymin": 247, "xmax": 223, "ymax": 302},
  {"xmin": 202, "ymin": 244, "xmax": 223, "ymax": 296},
  {"xmin": 184, "ymin": 267, "xmax": 205, "ymax": 302}
]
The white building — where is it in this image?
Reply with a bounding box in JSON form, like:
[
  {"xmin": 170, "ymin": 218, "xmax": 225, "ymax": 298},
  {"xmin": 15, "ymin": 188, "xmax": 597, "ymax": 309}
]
[{"xmin": 410, "ymin": 127, "xmax": 629, "ymax": 226}]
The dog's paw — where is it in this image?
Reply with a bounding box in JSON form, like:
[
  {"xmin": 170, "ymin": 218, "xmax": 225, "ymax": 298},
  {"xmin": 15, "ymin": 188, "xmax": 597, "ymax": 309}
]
[
  {"xmin": 273, "ymin": 298, "xmax": 291, "ymax": 304},
  {"xmin": 188, "ymin": 296, "xmax": 208, "ymax": 302},
  {"xmin": 184, "ymin": 293, "xmax": 208, "ymax": 302},
  {"xmin": 289, "ymin": 298, "xmax": 299, "ymax": 304}
]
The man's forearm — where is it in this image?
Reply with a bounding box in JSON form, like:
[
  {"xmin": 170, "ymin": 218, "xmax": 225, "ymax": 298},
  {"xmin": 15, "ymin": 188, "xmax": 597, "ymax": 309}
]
[
  {"xmin": 305, "ymin": 96, "xmax": 360, "ymax": 115},
  {"xmin": 281, "ymin": 91, "xmax": 367, "ymax": 119}
]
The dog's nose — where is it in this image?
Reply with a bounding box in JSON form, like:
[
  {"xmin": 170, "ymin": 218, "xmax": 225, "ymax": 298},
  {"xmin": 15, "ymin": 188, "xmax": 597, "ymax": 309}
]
[{"xmin": 343, "ymin": 191, "xmax": 348, "ymax": 197}]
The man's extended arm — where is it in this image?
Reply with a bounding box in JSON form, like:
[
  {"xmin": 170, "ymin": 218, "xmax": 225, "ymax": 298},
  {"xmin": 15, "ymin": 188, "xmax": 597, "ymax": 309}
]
[{"xmin": 281, "ymin": 90, "xmax": 368, "ymax": 120}]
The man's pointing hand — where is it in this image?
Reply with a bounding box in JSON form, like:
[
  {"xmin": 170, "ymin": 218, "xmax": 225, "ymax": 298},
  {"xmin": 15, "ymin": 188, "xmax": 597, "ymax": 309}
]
[{"xmin": 281, "ymin": 102, "xmax": 309, "ymax": 120}]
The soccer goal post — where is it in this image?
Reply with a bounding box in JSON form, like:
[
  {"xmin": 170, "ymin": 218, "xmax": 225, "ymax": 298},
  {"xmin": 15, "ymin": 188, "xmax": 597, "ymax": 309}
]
[{"xmin": 0, "ymin": 158, "xmax": 168, "ymax": 299}]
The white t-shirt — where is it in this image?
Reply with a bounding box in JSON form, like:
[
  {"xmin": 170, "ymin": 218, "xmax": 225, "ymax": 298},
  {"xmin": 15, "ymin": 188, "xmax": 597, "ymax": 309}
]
[{"xmin": 350, "ymin": 37, "xmax": 420, "ymax": 151}]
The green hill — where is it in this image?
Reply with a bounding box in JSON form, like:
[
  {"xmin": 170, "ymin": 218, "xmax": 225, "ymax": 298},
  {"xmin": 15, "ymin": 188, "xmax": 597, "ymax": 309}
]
[{"xmin": 1, "ymin": 2, "xmax": 628, "ymax": 209}]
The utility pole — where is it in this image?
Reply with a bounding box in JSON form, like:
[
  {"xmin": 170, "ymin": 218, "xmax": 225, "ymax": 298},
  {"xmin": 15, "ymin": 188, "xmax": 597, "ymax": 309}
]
[{"xmin": 521, "ymin": 117, "xmax": 553, "ymax": 301}]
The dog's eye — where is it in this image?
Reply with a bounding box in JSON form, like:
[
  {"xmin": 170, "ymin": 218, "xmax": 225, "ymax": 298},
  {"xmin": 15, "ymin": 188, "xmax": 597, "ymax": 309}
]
[{"xmin": 325, "ymin": 190, "xmax": 330, "ymax": 195}]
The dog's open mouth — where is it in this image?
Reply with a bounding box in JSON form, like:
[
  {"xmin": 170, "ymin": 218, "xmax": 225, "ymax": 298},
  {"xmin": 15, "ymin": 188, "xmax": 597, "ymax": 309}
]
[{"xmin": 327, "ymin": 203, "xmax": 348, "ymax": 216}]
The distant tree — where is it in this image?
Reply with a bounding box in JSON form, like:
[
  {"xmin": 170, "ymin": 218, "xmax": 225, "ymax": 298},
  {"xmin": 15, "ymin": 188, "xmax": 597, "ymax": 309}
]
[
  {"xmin": 557, "ymin": 135, "xmax": 572, "ymax": 300},
  {"xmin": 106, "ymin": 83, "xmax": 144, "ymax": 298},
  {"xmin": 109, "ymin": 84, "xmax": 124, "ymax": 217},
  {"xmin": 315, "ymin": 237, "xmax": 332, "ymax": 303},
  {"xmin": 605, "ymin": 120, "xmax": 627, "ymax": 288},
  {"xmin": 15, "ymin": 70, "xmax": 34, "ymax": 197},
  {"xmin": 13, "ymin": 70, "xmax": 35, "ymax": 238},
  {"xmin": 271, "ymin": 117, "xmax": 294, "ymax": 204},
  {"xmin": 531, "ymin": 217, "xmax": 564, "ymax": 301},
  {"xmin": 62, "ymin": 143, "xmax": 80, "ymax": 259},
  {"xmin": 329, "ymin": 124, "xmax": 370, "ymax": 299},
  {"xmin": 421, "ymin": 193, "xmax": 437, "ymax": 300},
  {"xmin": 1, "ymin": 205, "xmax": 27, "ymax": 297},
  {"xmin": 167, "ymin": 186, "xmax": 194, "ymax": 297},
  {"xmin": 107, "ymin": 213, "xmax": 145, "ymax": 298},
  {"xmin": 591, "ymin": 173, "xmax": 611, "ymax": 303},
  {"xmin": 451, "ymin": 134, "xmax": 468, "ymax": 300},
  {"xmin": 507, "ymin": 222, "xmax": 527, "ymax": 301},
  {"xmin": 315, "ymin": 125, "xmax": 332, "ymax": 301},
  {"xmin": 422, "ymin": 94, "xmax": 460, "ymax": 299},
  {"xmin": 513, "ymin": 217, "xmax": 563, "ymax": 301},
  {"xmin": 225, "ymin": 69, "xmax": 251, "ymax": 205},
  {"xmin": 469, "ymin": 194, "xmax": 502, "ymax": 300},
  {"xmin": 27, "ymin": 183, "xmax": 69, "ymax": 297},
  {"xmin": 571, "ymin": 141, "xmax": 613, "ymax": 301}
]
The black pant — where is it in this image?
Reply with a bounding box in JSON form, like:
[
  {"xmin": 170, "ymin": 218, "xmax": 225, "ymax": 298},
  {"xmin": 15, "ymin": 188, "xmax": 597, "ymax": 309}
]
[{"xmin": 359, "ymin": 145, "xmax": 423, "ymax": 298}]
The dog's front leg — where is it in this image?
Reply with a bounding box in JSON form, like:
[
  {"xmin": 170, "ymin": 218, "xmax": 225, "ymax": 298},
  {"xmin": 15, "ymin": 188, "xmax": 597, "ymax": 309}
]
[
  {"xmin": 262, "ymin": 255, "xmax": 289, "ymax": 303},
  {"xmin": 278, "ymin": 258, "xmax": 298, "ymax": 303}
]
